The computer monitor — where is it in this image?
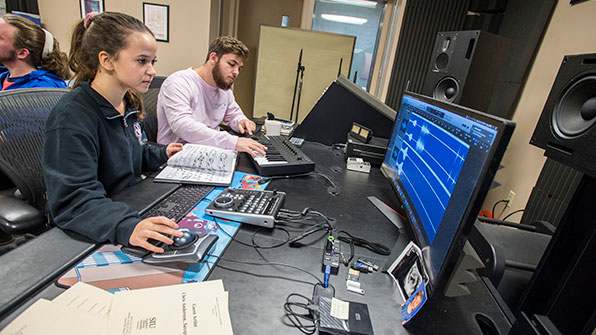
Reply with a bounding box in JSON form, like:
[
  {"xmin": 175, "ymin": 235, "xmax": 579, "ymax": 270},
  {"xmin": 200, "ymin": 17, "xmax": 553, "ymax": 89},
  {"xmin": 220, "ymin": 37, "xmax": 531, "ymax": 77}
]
[{"xmin": 381, "ymin": 92, "xmax": 514, "ymax": 296}]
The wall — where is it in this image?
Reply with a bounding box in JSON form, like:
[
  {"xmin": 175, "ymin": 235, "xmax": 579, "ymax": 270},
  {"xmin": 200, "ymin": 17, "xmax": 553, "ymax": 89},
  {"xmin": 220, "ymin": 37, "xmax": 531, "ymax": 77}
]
[
  {"xmin": 37, "ymin": 0, "xmax": 211, "ymax": 77},
  {"xmin": 482, "ymin": 0, "xmax": 596, "ymax": 220},
  {"xmin": 235, "ymin": 0, "xmax": 303, "ymax": 118},
  {"xmin": 253, "ymin": 27, "xmax": 355, "ymax": 122}
]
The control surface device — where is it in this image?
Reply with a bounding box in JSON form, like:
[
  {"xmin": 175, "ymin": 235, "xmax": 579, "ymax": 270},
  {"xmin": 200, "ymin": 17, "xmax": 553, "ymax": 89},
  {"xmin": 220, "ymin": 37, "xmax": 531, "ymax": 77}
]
[{"xmin": 205, "ymin": 188, "xmax": 286, "ymax": 228}]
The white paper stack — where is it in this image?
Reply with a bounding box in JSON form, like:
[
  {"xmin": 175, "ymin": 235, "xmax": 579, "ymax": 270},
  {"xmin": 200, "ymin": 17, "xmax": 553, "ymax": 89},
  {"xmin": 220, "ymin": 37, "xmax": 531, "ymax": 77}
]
[{"xmin": 0, "ymin": 280, "xmax": 233, "ymax": 335}]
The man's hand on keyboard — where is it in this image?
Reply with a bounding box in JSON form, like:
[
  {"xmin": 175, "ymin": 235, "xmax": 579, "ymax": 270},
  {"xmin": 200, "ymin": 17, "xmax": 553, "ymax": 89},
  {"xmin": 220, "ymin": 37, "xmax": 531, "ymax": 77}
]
[
  {"xmin": 238, "ymin": 119, "xmax": 257, "ymax": 136},
  {"xmin": 236, "ymin": 137, "xmax": 267, "ymax": 157},
  {"xmin": 129, "ymin": 217, "xmax": 184, "ymax": 253}
]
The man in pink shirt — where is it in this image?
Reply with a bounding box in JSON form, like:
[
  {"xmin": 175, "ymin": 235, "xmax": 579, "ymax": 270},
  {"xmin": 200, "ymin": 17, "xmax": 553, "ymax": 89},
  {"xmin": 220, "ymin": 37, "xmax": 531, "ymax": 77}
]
[{"xmin": 157, "ymin": 36, "xmax": 266, "ymax": 156}]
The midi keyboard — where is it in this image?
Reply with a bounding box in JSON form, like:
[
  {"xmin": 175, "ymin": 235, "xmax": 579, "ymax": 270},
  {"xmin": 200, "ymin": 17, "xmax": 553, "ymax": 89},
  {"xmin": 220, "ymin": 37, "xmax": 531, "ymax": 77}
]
[{"xmin": 250, "ymin": 134, "xmax": 315, "ymax": 176}]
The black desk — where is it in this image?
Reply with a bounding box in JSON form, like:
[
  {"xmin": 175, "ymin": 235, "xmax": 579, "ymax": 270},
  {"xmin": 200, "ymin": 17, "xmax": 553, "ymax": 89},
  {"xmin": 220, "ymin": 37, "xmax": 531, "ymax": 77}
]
[{"xmin": 0, "ymin": 142, "xmax": 511, "ymax": 334}]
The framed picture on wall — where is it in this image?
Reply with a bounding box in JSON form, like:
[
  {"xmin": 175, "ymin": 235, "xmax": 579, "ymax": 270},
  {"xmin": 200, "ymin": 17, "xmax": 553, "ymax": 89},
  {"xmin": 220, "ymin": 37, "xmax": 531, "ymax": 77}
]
[
  {"xmin": 80, "ymin": 0, "xmax": 104, "ymax": 18},
  {"xmin": 143, "ymin": 3, "xmax": 169, "ymax": 42}
]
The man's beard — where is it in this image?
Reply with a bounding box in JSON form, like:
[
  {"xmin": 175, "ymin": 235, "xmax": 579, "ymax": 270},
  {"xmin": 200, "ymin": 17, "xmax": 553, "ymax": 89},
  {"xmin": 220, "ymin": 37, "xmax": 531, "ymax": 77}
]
[
  {"xmin": 0, "ymin": 48, "xmax": 17, "ymax": 65},
  {"xmin": 212, "ymin": 59, "xmax": 233, "ymax": 90}
]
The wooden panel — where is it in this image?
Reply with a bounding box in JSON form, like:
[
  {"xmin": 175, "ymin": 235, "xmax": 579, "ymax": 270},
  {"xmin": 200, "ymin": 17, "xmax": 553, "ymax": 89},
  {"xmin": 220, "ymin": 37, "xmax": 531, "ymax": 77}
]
[{"xmin": 253, "ymin": 26, "xmax": 355, "ymax": 123}]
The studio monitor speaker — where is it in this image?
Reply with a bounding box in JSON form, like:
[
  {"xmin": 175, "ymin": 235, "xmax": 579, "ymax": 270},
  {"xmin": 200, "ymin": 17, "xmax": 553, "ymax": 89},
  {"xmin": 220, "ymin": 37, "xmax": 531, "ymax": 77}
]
[
  {"xmin": 530, "ymin": 53, "xmax": 596, "ymax": 178},
  {"xmin": 422, "ymin": 30, "xmax": 509, "ymax": 112}
]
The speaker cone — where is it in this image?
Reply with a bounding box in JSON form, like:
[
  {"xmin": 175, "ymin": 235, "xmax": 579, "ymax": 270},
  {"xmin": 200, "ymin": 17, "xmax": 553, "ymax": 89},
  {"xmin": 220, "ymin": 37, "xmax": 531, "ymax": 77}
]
[
  {"xmin": 434, "ymin": 52, "xmax": 449, "ymax": 70},
  {"xmin": 552, "ymin": 75, "xmax": 596, "ymax": 138},
  {"xmin": 433, "ymin": 77, "xmax": 459, "ymax": 102}
]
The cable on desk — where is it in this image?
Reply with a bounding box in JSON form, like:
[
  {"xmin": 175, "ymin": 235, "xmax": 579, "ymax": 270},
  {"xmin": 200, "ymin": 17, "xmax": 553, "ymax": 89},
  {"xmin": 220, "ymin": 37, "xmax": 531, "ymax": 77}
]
[
  {"xmin": 213, "ymin": 207, "xmax": 336, "ymax": 251},
  {"xmin": 213, "ymin": 218, "xmax": 291, "ymax": 249},
  {"xmin": 276, "ymin": 208, "xmax": 335, "ymax": 246},
  {"xmin": 283, "ymin": 281, "xmax": 338, "ymax": 334},
  {"xmin": 251, "ymin": 227, "xmax": 291, "ymax": 249},
  {"xmin": 257, "ymin": 171, "xmax": 340, "ymax": 195},
  {"xmin": 207, "ymin": 245, "xmax": 338, "ymax": 334},
  {"xmin": 284, "ymin": 293, "xmax": 317, "ymax": 334},
  {"xmin": 277, "ymin": 207, "xmax": 335, "ymax": 231},
  {"xmin": 337, "ymin": 230, "xmax": 391, "ymax": 265},
  {"xmin": 207, "ymin": 254, "xmax": 324, "ymax": 285}
]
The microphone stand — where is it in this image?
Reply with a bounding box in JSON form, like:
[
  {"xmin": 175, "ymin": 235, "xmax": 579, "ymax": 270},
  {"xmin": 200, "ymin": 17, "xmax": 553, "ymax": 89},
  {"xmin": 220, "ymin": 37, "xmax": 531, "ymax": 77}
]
[{"xmin": 290, "ymin": 49, "xmax": 305, "ymax": 123}]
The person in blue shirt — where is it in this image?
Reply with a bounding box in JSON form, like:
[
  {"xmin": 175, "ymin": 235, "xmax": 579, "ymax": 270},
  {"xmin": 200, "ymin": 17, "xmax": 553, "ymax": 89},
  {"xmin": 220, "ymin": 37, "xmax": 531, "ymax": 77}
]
[{"xmin": 0, "ymin": 14, "xmax": 69, "ymax": 90}]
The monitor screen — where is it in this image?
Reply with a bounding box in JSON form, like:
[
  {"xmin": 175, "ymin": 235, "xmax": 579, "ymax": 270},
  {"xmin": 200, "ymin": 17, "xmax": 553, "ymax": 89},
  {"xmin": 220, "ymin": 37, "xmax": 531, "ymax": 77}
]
[{"xmin": 381, "ymin": 92, "xmax": 514, "ymax": 296}]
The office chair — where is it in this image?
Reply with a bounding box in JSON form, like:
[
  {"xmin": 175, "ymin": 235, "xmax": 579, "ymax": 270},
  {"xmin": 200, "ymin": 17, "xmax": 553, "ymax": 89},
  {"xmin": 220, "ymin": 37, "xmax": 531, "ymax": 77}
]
[
  {"xmin": 0, "ymin": 88, "xmax": 69, "ymax": 252},
  {"xmin": 470, "ymin": 158, "xmax": 582, "ymax": 314},
  {"xmin": 141, "ymin": 76, "xmax": 166, "ymax": 143}
]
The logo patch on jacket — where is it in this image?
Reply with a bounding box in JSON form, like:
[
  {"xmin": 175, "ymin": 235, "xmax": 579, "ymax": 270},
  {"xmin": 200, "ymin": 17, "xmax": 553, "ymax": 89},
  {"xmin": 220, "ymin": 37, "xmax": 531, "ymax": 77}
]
[{"xmin": 134, "ymin": 122, "xmax": 143, "ymax": 144}]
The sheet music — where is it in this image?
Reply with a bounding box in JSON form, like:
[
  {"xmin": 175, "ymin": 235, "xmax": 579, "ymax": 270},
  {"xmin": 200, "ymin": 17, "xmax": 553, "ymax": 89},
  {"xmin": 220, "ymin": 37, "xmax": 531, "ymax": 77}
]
[
  {"xmin": 155, "ymin": 144, "xmax": 237, "ymax": 185},
  {"xmin": 157, "ymin": 166, "xmax": 233, "ymax": 184},
  {"xmin": 168, "ymin": 144, "xmax": 236, "ymax": 172}
]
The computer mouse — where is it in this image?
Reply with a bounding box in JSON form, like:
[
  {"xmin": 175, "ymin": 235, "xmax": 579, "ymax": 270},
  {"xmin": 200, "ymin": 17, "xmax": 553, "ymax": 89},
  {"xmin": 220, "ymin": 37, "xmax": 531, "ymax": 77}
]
[{"xmin": 171, "ymin": 230, "xmax": 197, "ymax": 248}]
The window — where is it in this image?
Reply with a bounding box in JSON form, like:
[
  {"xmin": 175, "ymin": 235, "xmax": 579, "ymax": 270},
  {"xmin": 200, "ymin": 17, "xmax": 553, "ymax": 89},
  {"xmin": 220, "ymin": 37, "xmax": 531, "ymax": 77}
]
[{"xmin": 312, "ymin": 0, "xmax": 386, "ymax": 91}]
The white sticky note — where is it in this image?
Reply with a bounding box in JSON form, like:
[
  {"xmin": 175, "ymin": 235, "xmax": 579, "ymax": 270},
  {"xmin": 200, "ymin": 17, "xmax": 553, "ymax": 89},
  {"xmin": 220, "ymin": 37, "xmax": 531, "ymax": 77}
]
[{"xmin": 330, "ymin": 297, "xmax": 349, "ymax": 320}]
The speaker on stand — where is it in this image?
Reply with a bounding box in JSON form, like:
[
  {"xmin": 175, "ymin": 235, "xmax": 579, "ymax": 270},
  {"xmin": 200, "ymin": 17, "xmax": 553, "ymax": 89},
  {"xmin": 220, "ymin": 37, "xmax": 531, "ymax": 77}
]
[
  {"xmin": 422, "ymin": 30, "xmax": 509, "ymax": 113},
  {"xmin": 511, "ymin": 53, "xmax": 596, "ymax": 335},
  {"xmin": 530, "ymin": 53, "xmax": 596, "ymax": 177}
]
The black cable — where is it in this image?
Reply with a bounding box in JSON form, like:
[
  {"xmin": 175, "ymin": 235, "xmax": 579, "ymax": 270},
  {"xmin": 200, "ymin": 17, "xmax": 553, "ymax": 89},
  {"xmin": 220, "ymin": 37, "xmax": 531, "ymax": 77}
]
[
  {"xmin": 491, "ymin": 199, "xmax": 509, "ymax": 219},
  {"xmin": 251, "ymin": 227, "xmax": 291, "ymax": 249},
  {"xmin": 213, "ymin": 218, "xmax": 291, "ymax": 249},
  {"xmin": 284, "ymin": 293, "xmax": 317, "ymax": 334},
  {"xmin": 336, "ymin": 230, "xmax": 391, "ymax": 264},
  {"xmin": 213, "ymin": 263, "xmax": 315, "ymax": 287},
  {"xmin": 211, "ymin": 205, "xmax": 337, "ymax": 257},
  {"xmin": 277, "ymin": 211, "xmax": 335, "ymax": 230},
  {"xmin": 208, "ymin": 254, "xmax": 323, "ymax": 285},
  {"xmin": 258, "ymin": 171, "xmax": 340, "ymax": 195},
  {"xmin": 502, "ymin": 209, "xmax": 525, "ymax": 221},
  {"xmin": 288, "ymin": 226, "xmax": 329, "ymax": 247}
]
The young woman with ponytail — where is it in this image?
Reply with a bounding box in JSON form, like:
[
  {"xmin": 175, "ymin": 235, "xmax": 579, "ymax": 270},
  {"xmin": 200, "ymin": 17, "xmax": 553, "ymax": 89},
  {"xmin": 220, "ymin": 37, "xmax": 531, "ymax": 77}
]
[{"xmin": 43, "ymin": 12, "xmax": 184, "ymax": 253}]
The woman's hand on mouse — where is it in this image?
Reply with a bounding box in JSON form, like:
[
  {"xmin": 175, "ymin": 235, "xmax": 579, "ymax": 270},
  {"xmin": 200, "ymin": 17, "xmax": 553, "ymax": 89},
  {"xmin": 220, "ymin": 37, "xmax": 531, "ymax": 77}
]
[{"xmin": 129, "ymin": 217, "xmax": 184, "ymax": 253}]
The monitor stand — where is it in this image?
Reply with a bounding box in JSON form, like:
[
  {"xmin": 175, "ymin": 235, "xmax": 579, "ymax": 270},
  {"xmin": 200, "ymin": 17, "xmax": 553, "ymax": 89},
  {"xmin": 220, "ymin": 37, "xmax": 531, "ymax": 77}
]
[
  {"xmin": 443, "ymin": 242, "xmax": 484, "ymax": 297},
  {"xmin": 367, "ymin": 196, "xmax": 404, "ymax": 231}
]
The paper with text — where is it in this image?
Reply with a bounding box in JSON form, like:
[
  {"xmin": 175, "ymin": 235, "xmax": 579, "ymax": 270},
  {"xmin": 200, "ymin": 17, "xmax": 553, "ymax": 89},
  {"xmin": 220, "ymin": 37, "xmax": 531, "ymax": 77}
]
[{"xmin": 106, "ymin": 279, "xmax": 233, "ymax": 335}]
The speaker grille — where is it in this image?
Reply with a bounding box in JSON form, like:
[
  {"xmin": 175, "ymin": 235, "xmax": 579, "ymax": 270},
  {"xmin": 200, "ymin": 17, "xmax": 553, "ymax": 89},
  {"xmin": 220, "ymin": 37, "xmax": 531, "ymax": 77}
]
[{"xmin": 552, "ymin": 75, "xmax": 596, "ymax": 138}]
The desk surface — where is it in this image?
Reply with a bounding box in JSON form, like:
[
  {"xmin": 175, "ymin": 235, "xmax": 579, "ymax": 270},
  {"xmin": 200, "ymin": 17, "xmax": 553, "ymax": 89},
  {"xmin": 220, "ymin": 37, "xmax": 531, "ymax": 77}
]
[{"xmin": 0, "ymin": 141, "xmax": 511, "ymax": 334}]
